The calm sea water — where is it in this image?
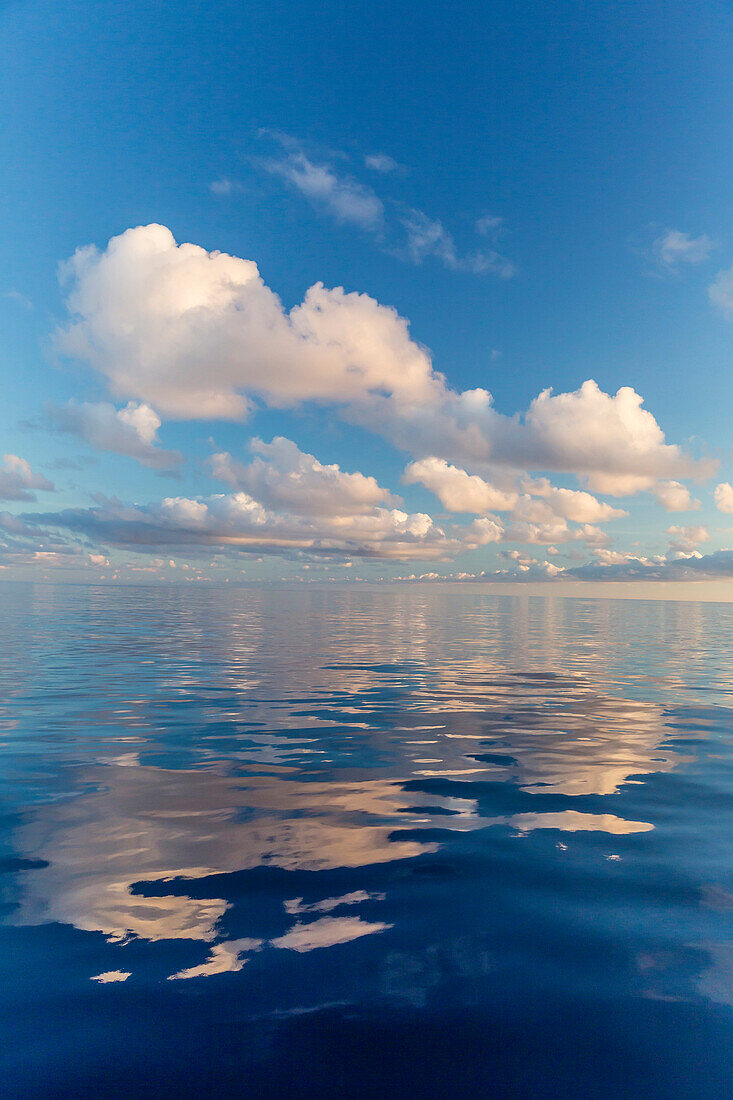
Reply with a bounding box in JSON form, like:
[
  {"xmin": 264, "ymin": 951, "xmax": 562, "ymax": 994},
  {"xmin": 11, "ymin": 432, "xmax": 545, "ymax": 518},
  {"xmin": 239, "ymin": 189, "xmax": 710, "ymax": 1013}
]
[{"xmin": 0, "ymin": 583, "xmax": 731, "ymax": 1098}]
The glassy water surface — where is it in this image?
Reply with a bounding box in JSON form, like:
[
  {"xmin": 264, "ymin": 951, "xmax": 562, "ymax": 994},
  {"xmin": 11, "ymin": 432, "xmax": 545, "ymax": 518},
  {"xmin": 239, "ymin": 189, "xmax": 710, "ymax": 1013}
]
[{"xmin": 0, "ymin": 583, "xmax": 731, "ymax": 1097}]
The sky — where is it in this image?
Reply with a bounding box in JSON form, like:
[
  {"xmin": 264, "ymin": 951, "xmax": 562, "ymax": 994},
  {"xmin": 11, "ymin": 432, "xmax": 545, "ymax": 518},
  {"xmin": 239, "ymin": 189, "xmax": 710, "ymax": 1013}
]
[{"xmin": 1, "ymin": 0, "xmax": 733, "ymax": 590}]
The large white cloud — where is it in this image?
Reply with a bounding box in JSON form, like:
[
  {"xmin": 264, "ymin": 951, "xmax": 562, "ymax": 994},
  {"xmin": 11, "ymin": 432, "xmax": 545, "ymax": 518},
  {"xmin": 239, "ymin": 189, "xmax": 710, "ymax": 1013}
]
[
  {"xmin": 57, "ymin": 224, "xmax": 440, "ymax": 420},
  {"xmin": 402, "ymin": 457, "xmax": 518, "ymax": 513},
  {"xmin": 46, "ymin": 400, "xmax": 183, "ymax": 470},
  {"xmin": 403, "ymin": 458, "xmax": 626, "ymax": 523},
  {"xmin": 520, "ymin": 382, "xmax": 710, "ymax": 494},
  {"xmin": 56, "ymin": 226, "xmax": 712, "ymax": 496},
  {"xmin": 334, "ymin": 376, "xmax": 712, "ymax": 494},
  {"xmin": 517, "ymin": 478, "xmax": 626, "ymax": 522}
]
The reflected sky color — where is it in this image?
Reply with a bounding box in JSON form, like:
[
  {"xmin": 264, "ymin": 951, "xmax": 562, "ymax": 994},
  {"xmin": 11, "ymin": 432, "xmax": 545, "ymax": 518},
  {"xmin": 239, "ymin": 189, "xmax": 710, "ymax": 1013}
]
[{"xmin": 0, "ymin": 583, "xmax": 731, "ymax": 1097}]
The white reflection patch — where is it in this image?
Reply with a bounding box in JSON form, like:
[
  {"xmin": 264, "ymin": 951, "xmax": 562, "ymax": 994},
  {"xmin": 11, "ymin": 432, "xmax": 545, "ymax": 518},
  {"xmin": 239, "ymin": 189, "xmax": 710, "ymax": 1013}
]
[
  {"xmin": 91, "ymin": 970, "xmax": 131, "ymax": 983},
  {"xmin": 271, "ymin": 916, "xmax": 392, "ymax": 953},
  {"xmin": 489, "ymin": 811, "xmax": 654, "ymax": 834},
  {"xmin": 169, "ymin": 937, "xmax": 264, "ymax": 980},
  {"xmin": 284, "ymin": 890, "xmax": 385, "ymax": 916}
]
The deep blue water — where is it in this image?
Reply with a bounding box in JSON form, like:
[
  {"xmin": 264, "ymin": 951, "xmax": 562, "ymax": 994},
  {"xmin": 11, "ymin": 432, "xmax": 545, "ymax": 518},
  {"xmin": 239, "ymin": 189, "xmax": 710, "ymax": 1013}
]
[{"xmin": 0, "ymin": 583, "xmax": 732, "ymax": 1098}]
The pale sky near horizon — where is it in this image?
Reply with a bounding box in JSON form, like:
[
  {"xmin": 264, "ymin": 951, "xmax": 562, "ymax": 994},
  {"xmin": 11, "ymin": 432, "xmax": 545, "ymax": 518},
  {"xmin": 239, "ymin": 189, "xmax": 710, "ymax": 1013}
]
[{"xmin": 2, "ymin": 0, "xmax": 733, "ymax": 591}]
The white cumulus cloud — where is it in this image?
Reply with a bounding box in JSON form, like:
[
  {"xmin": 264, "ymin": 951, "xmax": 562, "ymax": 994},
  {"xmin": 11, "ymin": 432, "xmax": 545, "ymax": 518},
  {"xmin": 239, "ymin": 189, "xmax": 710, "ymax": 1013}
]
[
  {"xmin": 403, "ymin": 457, "xmax": 518, "ymax": 513},
  {"xmin": 714, "ymin": 482, "xmax": 733, "ymax": 513},
  {"xmin": 209, "ymin": 437, "xmax": 399, "ymax": 516},
  {"xmin": 56, "ymin": 226, "xmax": 713, "ymax": 499},
  {"xmin": 652, "ymin": 480, "xmax": 700, "ymax": 512},
  {"xmin": 56, "ymin": 224, "xmax": 438, "ymax": 420},
  {"xmin": 520, "ymin": 478, "xmax": 627, "ymax": 522},
  {"xmin": 404, "ymin": 459, "xmax": 625, "ymax": 524}
]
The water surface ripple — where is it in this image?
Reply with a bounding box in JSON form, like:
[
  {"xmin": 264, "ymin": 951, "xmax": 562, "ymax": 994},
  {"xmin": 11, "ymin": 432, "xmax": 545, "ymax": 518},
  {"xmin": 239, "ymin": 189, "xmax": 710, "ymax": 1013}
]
[{"xmin": 0, "ymin": 584, "xmax": 732, "ymax": 1097}]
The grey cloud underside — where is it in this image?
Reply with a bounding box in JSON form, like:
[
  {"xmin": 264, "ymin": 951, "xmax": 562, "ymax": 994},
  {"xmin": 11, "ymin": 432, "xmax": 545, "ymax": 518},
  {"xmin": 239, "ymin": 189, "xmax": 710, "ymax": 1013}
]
[
  {"xmin": 398, "ymin": 550, "xmax": 733, "ymax": 584},
  {"xmin": 21, "ymin": 482, "xmax": 609, "ymax": 564},
  {"xmin": 0, "ymin": 456, "xmax": 55, "ymax": 502},
  {"xmin": 10, "ymin": 498, "xmax": 733, "ymax": 580},
  {"xmin": 488, "ymin": 551, "xmax": 733, "ymax": 582},
  {"xmin": 0, "ymin": 512, "xmax": 88, "ymax": 567},
  {"xmin": 45, "ymin": 401, "xmax": 183, "ymax": 471},
  {"xmin": 567, "ymin": 550, "xmax": 733, "ymax": 581},
  {"xmin": 11, "ymin": 434, "xmax": 638, "ymax": 569},
  {"xmin": 24, "ymin": 502, "xmax": 462, "ymax": 562}
]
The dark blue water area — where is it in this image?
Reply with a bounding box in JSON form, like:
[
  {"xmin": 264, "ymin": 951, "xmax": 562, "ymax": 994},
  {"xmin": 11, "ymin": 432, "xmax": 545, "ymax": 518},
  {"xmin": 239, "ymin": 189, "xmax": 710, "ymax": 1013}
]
[{"xmin": 0, "ymin": 583, "xmax": 731, "ymax": 1098}]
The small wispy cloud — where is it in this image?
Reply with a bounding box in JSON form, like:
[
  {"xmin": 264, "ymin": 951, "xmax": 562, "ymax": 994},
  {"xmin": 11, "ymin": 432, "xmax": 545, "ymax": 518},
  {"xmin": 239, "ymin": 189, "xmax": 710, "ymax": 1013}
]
[
  {"xmin": 209, "ymin": 178, "xmax": 242, "ymax": 196},
  {"xmin": 653, "ymin": 228, "xmax": 716, "ymax": 269},
  {"xmin": 475, "ymin": 213, "xmax": 504, "ymax": 237},
  {"xmin": 258, "ymin": 134, "xmax": 514, "ymax": 276},
  {"xmin": 2, "ymin": 289, "xmax": 33, "ymax": 310},
  {"xmin": 709, "ymin": 265, "xmax": 733, "ymax": 316},
  {"xmin": 264, "ymin": 149, "xmax": 384, "ymax": 230},
  {"xmin": 46, "ymin": 456, "xmax": 99, "ymax": 472},
  {"xmin": 400, "ymin": 209, "xmax": 459, "ymax": 266},
  {"xmin": 400, "ymin": 208, "xmax": 515, "ymax": 276},
  {"xmin": 364, "ymin": 153, "xmax": 405, "ymax": 174}
]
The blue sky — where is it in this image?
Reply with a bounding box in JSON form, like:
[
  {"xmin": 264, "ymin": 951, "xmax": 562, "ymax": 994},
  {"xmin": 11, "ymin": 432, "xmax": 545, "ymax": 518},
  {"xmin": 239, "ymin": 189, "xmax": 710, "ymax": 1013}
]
[{"xmin": 1, "ymin": 0, "xmax": 733, "ymax": 587}]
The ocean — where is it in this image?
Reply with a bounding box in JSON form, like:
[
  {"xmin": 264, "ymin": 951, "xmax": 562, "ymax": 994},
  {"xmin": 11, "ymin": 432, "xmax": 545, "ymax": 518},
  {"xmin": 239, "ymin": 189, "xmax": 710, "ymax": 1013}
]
[{"xmin": 0, "ymin": 582, "xmax": 731, "ymax": 1097}]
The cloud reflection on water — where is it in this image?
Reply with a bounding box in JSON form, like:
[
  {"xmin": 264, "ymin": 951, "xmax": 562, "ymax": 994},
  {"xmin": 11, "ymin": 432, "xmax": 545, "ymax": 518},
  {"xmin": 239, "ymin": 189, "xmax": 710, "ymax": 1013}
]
[{"xmin": 0, "ymin": 586, "xmax": 729, "ymax": 1003}]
